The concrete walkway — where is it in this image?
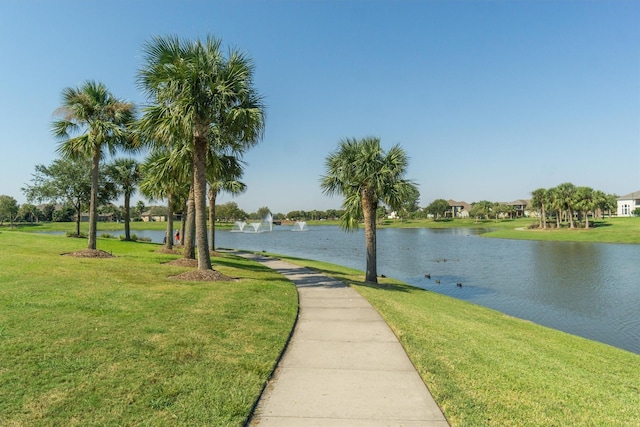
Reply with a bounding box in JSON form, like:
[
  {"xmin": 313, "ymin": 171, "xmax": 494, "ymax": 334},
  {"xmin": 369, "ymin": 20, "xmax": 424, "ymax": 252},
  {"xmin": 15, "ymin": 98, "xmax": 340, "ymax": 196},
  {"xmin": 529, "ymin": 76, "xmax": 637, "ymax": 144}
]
[{"xmin": 239, "ymin": 253, "xmax": 449, "ymax": 427}]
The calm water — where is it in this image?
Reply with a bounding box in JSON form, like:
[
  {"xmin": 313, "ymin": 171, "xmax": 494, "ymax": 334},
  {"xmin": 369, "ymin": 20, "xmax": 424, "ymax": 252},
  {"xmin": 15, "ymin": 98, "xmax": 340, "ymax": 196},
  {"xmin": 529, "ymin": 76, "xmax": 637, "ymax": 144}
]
[{"xmin": 96, "ymin": 226, "xmax": 640, "ymax": 354}]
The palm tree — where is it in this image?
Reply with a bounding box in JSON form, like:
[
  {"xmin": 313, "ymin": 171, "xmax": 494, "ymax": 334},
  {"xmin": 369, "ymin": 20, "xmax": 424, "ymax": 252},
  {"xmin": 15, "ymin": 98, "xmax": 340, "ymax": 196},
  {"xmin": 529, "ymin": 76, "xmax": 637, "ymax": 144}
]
[
  {"xmin": 530, "ymin": 188, "xmax": 548, "ymax": 229},
  {"xmin": 555, "ymin": 182, "xmax": 577, "ymax": 228},
  {"xmin": 106, "ymin": 158, "xmax": 141, "ymax": 241},
  {"xmin": 321, "ymin": 137, "xmax": 417, "ymax": 283},
  {"xmin": 207, "ymin": 152, "xmax": 246, "ymax": 251},
  {"xmin": 575, "ymin": 186, "xmax": 595, "ymax": 228},
  {"xmin": 140, "ymin": 147, "xmax": 190, "ymax": 251},
  {"xmin": 52, "ymin": 80, "xmax": 136, "ymax": 250},
  {"xmin": 137, "ymin": 35, "xmax": 265, "ymax": 271},
  {"xmin": 547, "ymin": 187, "xmax": 563, "ymax": 228}
]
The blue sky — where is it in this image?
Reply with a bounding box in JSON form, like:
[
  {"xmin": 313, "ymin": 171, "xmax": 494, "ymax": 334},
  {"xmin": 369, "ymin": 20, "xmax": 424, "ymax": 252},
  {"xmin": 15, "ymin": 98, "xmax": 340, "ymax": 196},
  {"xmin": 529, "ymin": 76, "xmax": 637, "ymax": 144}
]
[{"xmin": 1, "ymin": 0, "xmax": 638, "ymax": 214}]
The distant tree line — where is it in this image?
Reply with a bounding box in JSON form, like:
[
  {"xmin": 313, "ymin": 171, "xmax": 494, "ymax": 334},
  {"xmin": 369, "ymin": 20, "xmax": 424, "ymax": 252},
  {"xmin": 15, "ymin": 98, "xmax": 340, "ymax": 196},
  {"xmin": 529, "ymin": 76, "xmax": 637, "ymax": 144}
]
[{"xmin": 7, "ymin": 180, "xmax": 624, "ymax": 231}]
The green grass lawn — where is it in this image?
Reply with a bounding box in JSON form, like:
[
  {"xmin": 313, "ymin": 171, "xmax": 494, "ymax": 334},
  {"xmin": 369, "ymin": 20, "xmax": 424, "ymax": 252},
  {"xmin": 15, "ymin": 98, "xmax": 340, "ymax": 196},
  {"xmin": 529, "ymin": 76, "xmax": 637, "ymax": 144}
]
[
  {"xmin": 3, "ymin": 226, "xmax": 640, "ymax": 425},
  {"xmin": 273, "ymin": 254, "xmax": 640, "ymax": 427},
  {"xmin": 0, "ymin": 231, "xmax": 297, "ymax": 426}
]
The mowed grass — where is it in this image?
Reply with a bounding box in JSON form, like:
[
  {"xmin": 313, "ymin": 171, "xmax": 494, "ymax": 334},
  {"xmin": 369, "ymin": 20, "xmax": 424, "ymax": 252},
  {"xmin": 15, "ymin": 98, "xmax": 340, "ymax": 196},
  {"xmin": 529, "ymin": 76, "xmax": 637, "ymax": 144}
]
[
  {"xmin": 379, "ymin": 217, "xmax": 640, "ymax": 243},
  {"xmin": 484, "ymin": 217, "xmax": 640, "ymax": 244},
  {"xmin": 0, "ymin": 231, "xmax": 297, "ymax": 426},
  {"xmin": 274, "ymin": 255, "xmax": 640, "ymax": 426}
]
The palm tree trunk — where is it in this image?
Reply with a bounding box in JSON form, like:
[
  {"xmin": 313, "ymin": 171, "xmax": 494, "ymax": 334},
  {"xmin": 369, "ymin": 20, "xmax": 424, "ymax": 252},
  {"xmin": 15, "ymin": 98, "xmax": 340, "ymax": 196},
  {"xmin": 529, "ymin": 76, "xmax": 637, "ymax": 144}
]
[
  {"xmin": 538, "ymin": 206, "xmax": 543, "ymax": 228},
  {"xmin": 362, "ymin": 189, "xmax": 377, "ymax": 283},
  {"xmin": 88, "ymin": 149, "xmax": 100, "ymax": 250},
  {"xmin": 208, "ymin": 188, "xmax": 217, "ymax": 252},
  {"xmin": 74, "ymin": 198, "xmax": 81, "ymax": 237},
  {"xmin": 183, "ymin": 185, "xmax": 196, "ymax": 259},
  {"xmin": 568, "ymin": 208, "xmax": 575, "ymax": 229},
  {"xmin": 165, "ymin": 191, "xmax": 174, "ymax": 250},
  {"xmin": 124, "ymin": 190, "xmax": 131, "ymax": 241},
  {"xmin": 584, "ymin": 211, "xmax": 590, "ymax": 229},
  {"xmin": 193, "ymin": 135, "xmax": 212, "ymax": 270},
  {"xmin": 541, "ymin": 205, "xmax": 547, "ymax": 229}
]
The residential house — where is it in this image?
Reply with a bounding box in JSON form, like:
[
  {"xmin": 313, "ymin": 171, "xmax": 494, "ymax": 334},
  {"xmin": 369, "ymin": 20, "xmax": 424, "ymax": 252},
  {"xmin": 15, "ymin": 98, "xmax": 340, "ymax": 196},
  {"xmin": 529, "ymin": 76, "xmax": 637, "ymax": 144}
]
[
  {"xmin": 505, "ymin": 199, "xmax": 530, "ymax": 218},
  {"xmin": 141, "ymin": 206, "xmax": 169, "ymax": 222},
  {"xmin": 447, "ymin": 200, "xmax": 471, "ymax": 218},
  {"xmin": 617, "ymin": 190, "xmax": 640, "ymax": 217},
  {"xmin": 77, "ymin": 212, "xmax": 115, "ymax": 222}
]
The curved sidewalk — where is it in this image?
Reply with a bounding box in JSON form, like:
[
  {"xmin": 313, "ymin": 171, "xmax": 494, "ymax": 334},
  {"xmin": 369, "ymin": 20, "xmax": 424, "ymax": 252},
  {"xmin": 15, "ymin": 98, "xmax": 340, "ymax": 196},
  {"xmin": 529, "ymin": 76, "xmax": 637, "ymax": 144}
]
[{"xmin": 240, "ymin": 253, "xmax": 449, "ymax": 427}]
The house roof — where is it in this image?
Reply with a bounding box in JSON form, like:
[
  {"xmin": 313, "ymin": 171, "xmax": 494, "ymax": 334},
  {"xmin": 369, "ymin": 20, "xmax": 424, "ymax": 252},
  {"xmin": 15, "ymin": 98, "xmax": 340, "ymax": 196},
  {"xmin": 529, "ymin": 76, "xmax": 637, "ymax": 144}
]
[
  {"xmin": 447, "ymin": 200, "xmax": 472, "ymax": 210},
  {"xmin": 141, "ymin": 206, "xmax": 168, "ymax": 216},
  {"xmin": 506, "ymin": 199, "xmax": 530, "ymax": 206},
  {"xmin": 617, "ymin": 190, "xmax": 640, "ymax": 200}
]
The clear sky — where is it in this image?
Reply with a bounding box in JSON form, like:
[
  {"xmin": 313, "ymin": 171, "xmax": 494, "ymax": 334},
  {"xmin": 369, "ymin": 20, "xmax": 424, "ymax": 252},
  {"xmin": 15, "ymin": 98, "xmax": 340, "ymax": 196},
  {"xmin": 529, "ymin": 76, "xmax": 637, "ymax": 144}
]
[{"xmin": 1, "ymin": 0, "xmax": 638, "ymax": 214}]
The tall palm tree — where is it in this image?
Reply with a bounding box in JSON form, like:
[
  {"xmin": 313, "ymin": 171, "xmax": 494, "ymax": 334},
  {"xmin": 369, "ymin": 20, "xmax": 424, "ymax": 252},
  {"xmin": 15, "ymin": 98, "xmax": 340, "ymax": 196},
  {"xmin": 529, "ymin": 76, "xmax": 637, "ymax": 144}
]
[
  {"xmin": 321, "ymin": 137, "xmax": 417, "ymax": 283},
  {"xmin": 52, "ymin": 80, "xmax": 136, "ymax": 250},
  {"xmin": 107, "ymin": 158, "xmax": 141, "ymax": 241},
  {"xmin": 137, "ymin": 35, "xmax": 265, "ymax": 271}
]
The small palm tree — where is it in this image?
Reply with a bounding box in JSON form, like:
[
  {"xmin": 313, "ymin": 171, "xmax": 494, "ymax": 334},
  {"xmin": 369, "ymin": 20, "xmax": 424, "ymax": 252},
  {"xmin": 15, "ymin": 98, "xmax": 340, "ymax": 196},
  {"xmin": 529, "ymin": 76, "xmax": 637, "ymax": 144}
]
[
  {"xmin": 321, "ymin": 137, "xmax": 417, "ymax": 283},
  {"xmin": 52, "ymin": 80, "xmax": 136, "ymax": 250},
  {"xmin": 107, "ymin": 158, "xmax": 141, "ymax": 241},
  {"xmin": 140, "ymin": 147, "xmax": 190, "ymax": 251}
]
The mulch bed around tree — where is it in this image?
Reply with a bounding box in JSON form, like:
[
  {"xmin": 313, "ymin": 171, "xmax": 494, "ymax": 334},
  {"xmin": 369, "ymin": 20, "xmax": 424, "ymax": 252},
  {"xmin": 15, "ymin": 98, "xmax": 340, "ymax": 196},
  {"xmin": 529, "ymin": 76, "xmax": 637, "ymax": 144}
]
[
  {"xmin": 156, "ymin": 248, "xmax": 182, "ymax": 255},
  {"xmin": 169, "ymin": 269, "xmax": 234, "ymax": 282},
  {"xmin": 62, "ymin": 249, "xmax": 115, "ymax": 258},
  {"xmin": 165, "ymin": 258, "xmax": 198, "ymax": 267},
  {"xmin": 164, "ymin": 258, "xmax": 234, "ymax": 281}
]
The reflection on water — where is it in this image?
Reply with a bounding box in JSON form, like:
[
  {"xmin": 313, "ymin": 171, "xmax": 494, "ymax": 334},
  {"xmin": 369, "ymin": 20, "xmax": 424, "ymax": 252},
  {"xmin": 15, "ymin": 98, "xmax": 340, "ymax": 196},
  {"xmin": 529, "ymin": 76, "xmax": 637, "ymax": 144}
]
[{"xmin": 43, "ymin": 226, "xmax": 640, "ymax": 354}]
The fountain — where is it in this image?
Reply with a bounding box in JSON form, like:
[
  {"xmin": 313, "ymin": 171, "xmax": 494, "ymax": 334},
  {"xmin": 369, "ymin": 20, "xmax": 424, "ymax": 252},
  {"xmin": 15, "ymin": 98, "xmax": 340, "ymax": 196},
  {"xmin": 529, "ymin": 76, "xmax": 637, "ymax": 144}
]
[
  {"xmin": 236, "ymin": 213, "xmax": 273, "ymax": 233},
  {"xmin": 292, "ymin": 221, "xmax": 308, "ymax": 231},
  {"xmin": 231, "ymin": 221, "xmax": 247, "ymax": 232}
]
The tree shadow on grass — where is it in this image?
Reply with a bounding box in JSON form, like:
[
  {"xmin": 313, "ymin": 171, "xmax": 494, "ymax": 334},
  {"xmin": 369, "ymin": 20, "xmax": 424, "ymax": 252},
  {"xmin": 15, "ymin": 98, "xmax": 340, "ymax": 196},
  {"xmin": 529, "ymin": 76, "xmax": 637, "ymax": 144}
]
[{"xmin": 591, "ymin": 221, "xmax": 612, "ymax": 228}]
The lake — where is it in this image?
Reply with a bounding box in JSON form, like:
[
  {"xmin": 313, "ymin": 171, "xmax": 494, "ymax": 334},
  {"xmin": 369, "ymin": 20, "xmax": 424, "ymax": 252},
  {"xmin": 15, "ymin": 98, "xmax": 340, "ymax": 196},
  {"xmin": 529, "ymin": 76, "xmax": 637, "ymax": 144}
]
[{"xmin": 99, "ymin": 225, "xmax": 640, "ymax": 354}]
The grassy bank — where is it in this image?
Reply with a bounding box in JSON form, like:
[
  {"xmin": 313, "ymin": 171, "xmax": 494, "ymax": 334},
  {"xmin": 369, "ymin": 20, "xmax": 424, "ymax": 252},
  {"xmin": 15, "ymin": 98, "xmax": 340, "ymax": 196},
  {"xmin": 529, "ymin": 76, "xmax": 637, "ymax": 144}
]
[
  {"xmin": 483, "ymin": 217, "xmax": 640, "ymax": 244},
  {"xmin": 379, "ymin": 217, "xmax": 640, "ymax": 244},
  {"xmin": 0, "ymin": 231, "xmax": 297, "ymax": 426},
  {"xmin": 274, "ymin": 254, "xmax": 640, "ymax": 426}
]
